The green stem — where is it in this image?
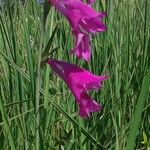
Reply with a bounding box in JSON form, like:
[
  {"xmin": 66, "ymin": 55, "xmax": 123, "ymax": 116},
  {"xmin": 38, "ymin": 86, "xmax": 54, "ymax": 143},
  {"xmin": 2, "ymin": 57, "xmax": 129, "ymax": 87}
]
[{"xmin": 35, "ymin": 22, "xmax": 44, "ymax": 150}]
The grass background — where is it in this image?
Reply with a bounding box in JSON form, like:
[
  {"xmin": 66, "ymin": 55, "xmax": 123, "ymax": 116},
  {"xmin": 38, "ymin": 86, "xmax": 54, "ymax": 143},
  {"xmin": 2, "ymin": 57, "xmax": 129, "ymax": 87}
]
[{"xmin": 0, "ymin": 0, "xmax": 150, "ymax": 149}]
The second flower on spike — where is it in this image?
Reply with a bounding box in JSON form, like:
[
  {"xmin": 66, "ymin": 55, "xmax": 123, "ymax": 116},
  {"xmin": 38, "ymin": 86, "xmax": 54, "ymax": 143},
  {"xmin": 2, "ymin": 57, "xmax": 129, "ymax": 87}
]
[{"xmin": 47, "ymin": 59, "xmax": 108, "ymax": 118}]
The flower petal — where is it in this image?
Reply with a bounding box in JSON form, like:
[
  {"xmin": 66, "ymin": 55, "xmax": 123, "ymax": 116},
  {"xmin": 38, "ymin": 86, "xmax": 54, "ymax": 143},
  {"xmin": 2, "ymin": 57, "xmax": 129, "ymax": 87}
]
[
  {"xmin": 70, "ymin": 31, "xmax": 91, "ymax": 61},
  {"xmin": 79, "ymin": 92, "xmax": 102, "ymax": 117}
]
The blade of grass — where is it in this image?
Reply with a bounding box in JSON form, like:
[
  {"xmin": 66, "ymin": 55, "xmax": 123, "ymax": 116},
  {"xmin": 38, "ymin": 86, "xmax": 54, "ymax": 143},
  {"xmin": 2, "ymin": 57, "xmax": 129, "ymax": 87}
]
[
  {"xmin": 35, "ymin": 15, "xmax": 44, "ymax": 150},
  {"xmin": 126, "ymin": 69, "xmax": 150, "ymax": 150}
]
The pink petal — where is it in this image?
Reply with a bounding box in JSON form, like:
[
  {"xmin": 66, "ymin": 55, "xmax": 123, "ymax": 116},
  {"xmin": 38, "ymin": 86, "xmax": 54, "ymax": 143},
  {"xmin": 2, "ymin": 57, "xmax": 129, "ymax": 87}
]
[
  {"xmin": 78, "ymin": 92, "xmax": 102, "ymax": 117},
  {"xmin": 70, "ymin": 32, "xmax": 91, "ymax": 61},
  {"xmin": 64, "ymin": 0, "xmax": 99, "ymax": 18},
  {"xmin": 80, "ymin": 17, "xmax": 107, "ymax": 33},
  {"xmin": 66, "ymin": 9, "xmax": 82, "ymax": 31}
]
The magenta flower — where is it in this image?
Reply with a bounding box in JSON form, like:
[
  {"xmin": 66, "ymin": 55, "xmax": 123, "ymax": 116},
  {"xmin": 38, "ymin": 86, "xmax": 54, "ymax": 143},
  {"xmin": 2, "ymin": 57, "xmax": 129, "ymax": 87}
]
[
  {"xmin": 49, "ymin": 0, "xmax": 106, "ymax": 61},
  {"xmin": 47, "ymin": 59, "xmax": 107, "ymax": 118}
]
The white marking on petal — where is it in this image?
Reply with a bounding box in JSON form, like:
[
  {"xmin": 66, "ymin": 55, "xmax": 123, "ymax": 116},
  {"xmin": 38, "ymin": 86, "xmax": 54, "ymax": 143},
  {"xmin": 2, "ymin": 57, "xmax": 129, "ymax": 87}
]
[{"xmin": 55, "ymin": 64, "xmax": 64, "ymax": 73}]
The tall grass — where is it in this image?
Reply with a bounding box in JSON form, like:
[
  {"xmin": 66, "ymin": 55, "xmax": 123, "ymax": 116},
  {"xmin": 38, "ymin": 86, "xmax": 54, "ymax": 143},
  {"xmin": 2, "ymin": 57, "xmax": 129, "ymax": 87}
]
[{"xmin": 0, "ymin": 0, "xmax": 150, "ymax": 149}]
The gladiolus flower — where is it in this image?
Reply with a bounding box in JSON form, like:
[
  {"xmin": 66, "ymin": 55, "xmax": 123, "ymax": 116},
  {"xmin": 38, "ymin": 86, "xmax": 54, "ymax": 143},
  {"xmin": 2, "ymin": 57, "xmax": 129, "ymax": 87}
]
[
  {"xmin": 49, "ymin": 0, "xmax": 107, "ymax": 61},
  {"xmin": 47, "ymin": 59, "xmax": 107, "ymax": 118}
]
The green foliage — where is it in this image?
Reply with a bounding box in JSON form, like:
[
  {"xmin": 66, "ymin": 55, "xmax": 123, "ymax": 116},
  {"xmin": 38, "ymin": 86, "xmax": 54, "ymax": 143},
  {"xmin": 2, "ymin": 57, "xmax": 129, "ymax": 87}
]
[{"xmin": 0, "ymin": 0, "xmax": 150, "ymax": 149}]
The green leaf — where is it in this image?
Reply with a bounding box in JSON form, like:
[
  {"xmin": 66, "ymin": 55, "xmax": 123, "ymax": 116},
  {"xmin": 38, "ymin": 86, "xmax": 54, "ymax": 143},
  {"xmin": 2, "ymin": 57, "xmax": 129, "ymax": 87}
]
[
  {"xmin": 126, "ymin": 69, "xmax": 150, "ymax": 150},
  {"xmin": 41, "ymin": 23, "xmax": 60, "ymax": 59}
]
